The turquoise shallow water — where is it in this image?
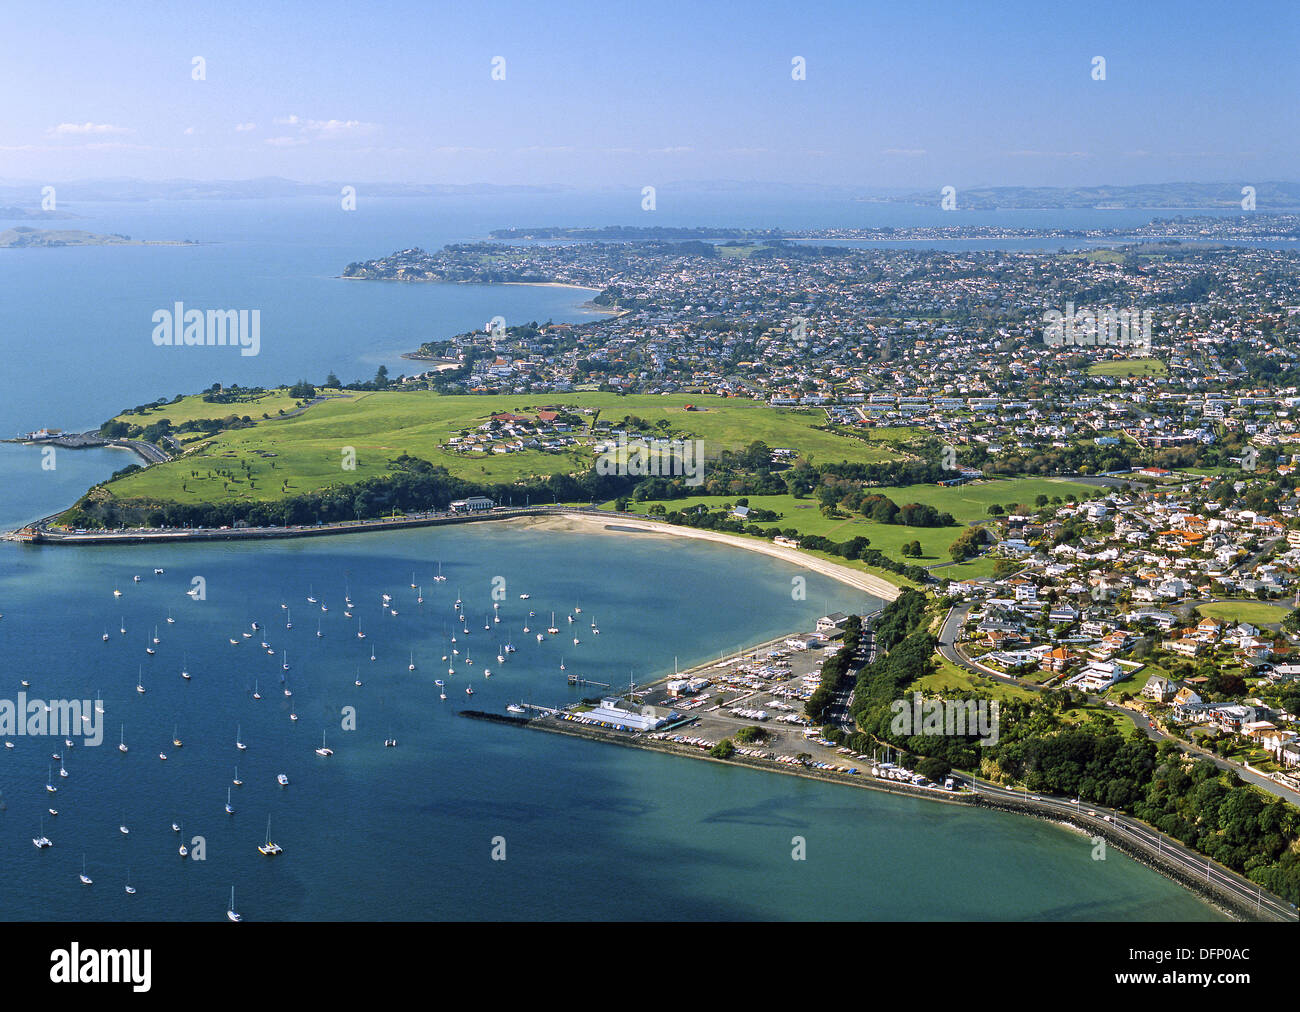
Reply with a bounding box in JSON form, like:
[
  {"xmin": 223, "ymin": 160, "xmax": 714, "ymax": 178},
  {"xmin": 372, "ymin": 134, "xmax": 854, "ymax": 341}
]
[{"xmin": 0, "ymin": 194, "xmax": 1226, "ymax": 919}]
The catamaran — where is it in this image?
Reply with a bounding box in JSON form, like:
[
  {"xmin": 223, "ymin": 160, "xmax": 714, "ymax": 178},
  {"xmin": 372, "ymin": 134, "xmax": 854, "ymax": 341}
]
[
  {"xmin": 315, "ymin": 731, "xmax": 333, "ymax": 757},
  {"xmin": 547, "ymin": 613, "xmax": 559, "ymax": 634},
  {"xmin": 434, "ymin": 561, "xmax": 446, "ymax": 582},
  {"xmin": 258, "ymin": 815, "xmax": 283, "ymax": 855},
  {"xmin": 33, "ymin": 815, "xmax": 51, "ymax": 849}
]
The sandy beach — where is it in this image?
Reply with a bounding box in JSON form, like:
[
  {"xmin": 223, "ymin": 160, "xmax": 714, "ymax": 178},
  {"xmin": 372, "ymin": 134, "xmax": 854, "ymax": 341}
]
[{"xmin": 510, "ymin": 512, "xmax": 903, "ymax": 602}]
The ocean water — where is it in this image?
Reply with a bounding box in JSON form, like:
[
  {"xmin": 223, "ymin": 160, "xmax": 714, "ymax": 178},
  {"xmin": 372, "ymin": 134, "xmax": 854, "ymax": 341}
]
[{"xmin": 0, "ymin": 193, "xmax": 1225, "ymax": 919}]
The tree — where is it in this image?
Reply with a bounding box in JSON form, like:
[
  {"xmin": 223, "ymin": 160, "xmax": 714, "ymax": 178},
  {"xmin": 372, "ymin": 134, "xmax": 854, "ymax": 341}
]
[
  {"xmin": 710, "ymin": 738, "xmax": 735, "ymax": 759},
  {"xmin": 987, "ymin": 504, "xmax": 1004, "ymax": 516}
]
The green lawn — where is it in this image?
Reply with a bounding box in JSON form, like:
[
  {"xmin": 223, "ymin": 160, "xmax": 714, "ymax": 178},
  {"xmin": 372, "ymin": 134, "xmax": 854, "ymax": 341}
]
[
  {"xmin": 1086, "ymin": 358, "xmax": 1168, "ymax": 377},
  {"xmin": 95, "ymin": 391, "xmax": 900, "ymax": 508},
  {"xmin": 614, "ymin": 477, "xmax": 1094, "ymax": 570},
  {"xmin": 1196, "ymin": 601, "xmax": 1292, "ymax": 625},
  {"xmin": 915, "ymin": 655, "xmax": 1037, "ymax": 704}
]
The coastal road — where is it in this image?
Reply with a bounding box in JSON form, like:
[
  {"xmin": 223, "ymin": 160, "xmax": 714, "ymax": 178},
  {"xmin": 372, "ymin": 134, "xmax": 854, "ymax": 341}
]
[{"xmin": 966, "ymin": 777, "xmax": 1296, "ymax": 921}]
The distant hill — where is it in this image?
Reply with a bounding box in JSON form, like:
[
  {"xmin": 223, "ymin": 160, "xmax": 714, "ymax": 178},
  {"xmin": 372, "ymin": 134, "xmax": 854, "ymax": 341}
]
[
  {"xmin": 880, "ymin": 182, "xmax": 1300, "ymax": 210},
  {"xmin": 0, "ymin": 227, "xmax": 194, "ymax": 247}
]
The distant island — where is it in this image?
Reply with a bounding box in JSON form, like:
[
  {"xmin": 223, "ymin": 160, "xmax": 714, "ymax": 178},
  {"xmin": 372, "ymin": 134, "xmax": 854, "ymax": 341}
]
[
  {"xmin": 877, "ymin": 181, "xmax": 1300, "ymax": 210},
  {"xmin": 0, "ymin": 227, "xmax": 197, "ymax": 248}
]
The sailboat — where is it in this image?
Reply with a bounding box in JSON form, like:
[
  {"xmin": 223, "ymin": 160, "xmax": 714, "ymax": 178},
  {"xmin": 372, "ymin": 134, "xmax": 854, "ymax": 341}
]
[
  {"xmin": 113, "ymin": 585, "xmax": 122, "ymax": 598},
  {"xmin": 95, "ymin": 691, "xmax": 103, "ymax": 713},
  {"xmin": 236, "ymin": 724, "xmax": 246, "ymax": 750},
  {"xmin": 465, "ymin": 684, "xmax": 474, "ymax": 695},
  {"xmin": 102, "ymin": 627, "xmax": 110, "ymax": 642},
  {"xmin": 120, "ymin": 814, "xmax": 129, "ymax": 834},
  {"xmin": 282, "ymin": 650, "xmax": 290, "ymax": 672},
  {"xmin": 316, "ymin": 619, "xmax": 323, "ymax": 639},
  {"xmin": 179, "ymin": 824, "xmax": 188, "ymax": 858},
  {"xmin": 591, "ymin": 616, "xmax": 600, "ymax": 635},
  {"xmin": 498, "ymin": 647, "xmax": 505, "ymax": 664},
  {"xmin": 315, "ymin": 731, "xmax": 333, "ymax": 757},
  {"xmin": 357, "ymin": 618, "xmax": 365, "ymax": 639},
  {"xmin": 45, "ymin": 764, "xmax": 56, "ymax": 793},
  {"xmin": 233, "ymin": 765, "xmax": 242, "ymax": 786},
  {"xmin": 408, "ymin": 650, "xmax": 415, "ymax": 672},
  {"xmin": 285, "ymin": 609, "xmax": 292, "ymax": 630},
  {"xmin": 354, "ymin": 667, "xmax": 362, "ymax": 687},
  {"xmin": 172, "ymin": 724, "xmax": 183, "ymax": 747},
  {"xmin": 118, "ymin": 724, "xmax": 128, "ymax": 753},
  {"xmin": 573, "ymin": 633, "xmax": 580, "ymax": 645},
  {"xmin": 417, "ymin": 586, "xmax": 423, "ymax": 605},
  {"xmin": 33, "ymin": 815, "xmax": 51, "ymax": 849},
  {"xmin": 485, "ymin": 614, "xmax": 491, "ymax": 631},
  {"xmin": 253, "ymin": 680, "xmax": 261, "ymax": 700},
  {"xmin": 79, "ymin": 855, "xmax": 92, "ymax": 885},
  {"xmin": 434, "ymin": 561, "xmax": 446, "ymax": 582},
  {"xmin": 145, "ymin": 634, "xmax": 155, "ymax": 657},
  {"xmin": 307, "ymin": 585, "xmax": 316, "ymax": 604},
  {"xmin": 136, "ymin": 667, "xmax": 146, "ymax": 693},
  {"xmin": 181, "ymin": 653, "xmax": 191, "ymax": 680},
  {"xmin": 166, "ymin": 608, "xmax": 175, "ymax": 625},
  {"xmin": 152, "ymin": 625, "xmax": 160, "ymax": 644},
  {"xmin": 560, "ymin": 657, "xmax": 566, "ymax": 671},
  {"xmin": 410, "ymin": 572, "xmax": 417, "ymax": 589},
  {"xmin": 370, "ymin": 644, "xmax": 376, "ymax": 662},
  {"xmin": 120, "ymin": 617, "xmax": 126, "ymax": 635},
  {"xmin": 59, "ymin": 757, "xmax": 68, "ymax": 778},
  {"xmin": 547, "ymin": 613, "xmax": 559, "ymax": 635},
  {"xmin": 125, "ymin": 868, "xmax": 136, "ymax": 895},
  {"xmin": 289, "ymin": 702, "xmax": 297, "ymax": 722},
  {"xmin": 258, "ymin": 815, "xmax": 282, "ymax": 855},
  {"xmin": 225, "ymin": 787, "xmax": 234, "ymax": 814},
  {"xmin": 227, "ymin": 886, "xmax": 241, "ymax": 921}
]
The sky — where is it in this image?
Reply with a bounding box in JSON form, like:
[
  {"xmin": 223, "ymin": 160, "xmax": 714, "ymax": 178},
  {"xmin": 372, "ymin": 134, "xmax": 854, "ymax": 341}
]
[{"xmin": 1, "ymin": 0, "xmax": 1296, "ymax": 188}]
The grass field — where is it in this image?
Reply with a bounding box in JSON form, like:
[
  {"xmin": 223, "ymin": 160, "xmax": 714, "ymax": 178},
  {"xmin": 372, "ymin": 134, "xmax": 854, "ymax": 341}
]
[
  {"xmin": 113, "ymin": 389, "xmax": 312, "ymax": 427},
  {"xmin": 96, "ymin": 391, "xmax": 901, "ymax": 507},
  {"xmin": 1196, "ymin": 601, "xmax": 1293, "ymax": 625},
  {"xmin": 612, "ymin": 477, "xmax": 1094, "ymax": 569},
  {"xmin": 1086, "ymin": 358, "xmax": 1168, "ymax": 377},
  {"xmin": 916, "ymin": 655, "xmax": 1037, "ymax": 704}
]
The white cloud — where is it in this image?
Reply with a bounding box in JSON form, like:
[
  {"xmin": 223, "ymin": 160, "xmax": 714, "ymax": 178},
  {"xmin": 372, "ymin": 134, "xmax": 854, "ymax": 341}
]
[
  {"xmin": 47, "ymin": 122, "xmax": 131, "ymax": 136},
  {"xmin": 234, "ymin": 122, "xmax": 257, "ymax": 132}
]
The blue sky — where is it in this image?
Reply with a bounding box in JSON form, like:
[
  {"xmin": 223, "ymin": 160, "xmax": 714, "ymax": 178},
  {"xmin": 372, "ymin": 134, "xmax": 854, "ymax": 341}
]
[{"xmin": 2, "ymin": 0, "xmax": 1295, "ymax": 187}]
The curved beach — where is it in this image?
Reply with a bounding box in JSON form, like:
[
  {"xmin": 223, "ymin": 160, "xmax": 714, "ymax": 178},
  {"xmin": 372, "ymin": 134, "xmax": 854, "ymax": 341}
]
[{"xmin": 510, "ymin": 512, "xmax": 903, "ymax": 601}]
